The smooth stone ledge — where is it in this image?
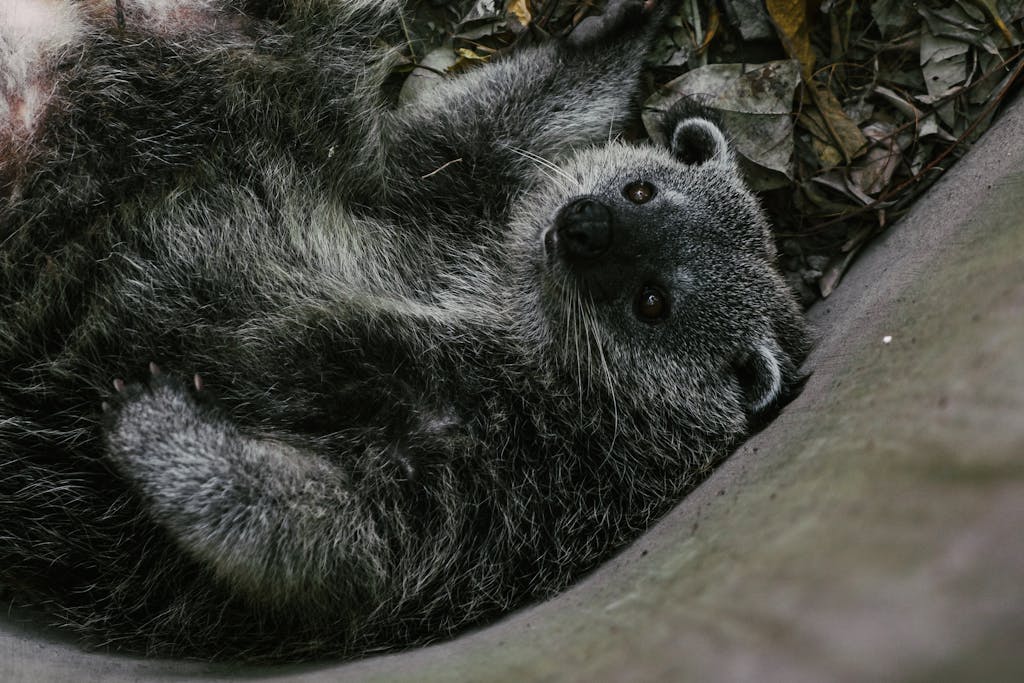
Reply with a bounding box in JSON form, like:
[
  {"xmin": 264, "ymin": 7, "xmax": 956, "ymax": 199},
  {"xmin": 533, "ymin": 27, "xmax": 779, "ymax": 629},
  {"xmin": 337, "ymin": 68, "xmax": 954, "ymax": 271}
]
[{"xmin": 4, "ymin": 98, "xmax": 1024, "ymax": 682}]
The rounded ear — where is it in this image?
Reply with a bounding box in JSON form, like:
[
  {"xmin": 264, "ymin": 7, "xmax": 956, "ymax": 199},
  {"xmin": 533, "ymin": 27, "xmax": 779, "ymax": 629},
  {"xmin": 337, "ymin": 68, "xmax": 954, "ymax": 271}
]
[
  {"xmin": 734, "ymin": 342, "xmax": 783, "ymax": 415},
  {"xmin": 659, "ymin": 97, "xmax": 731, "ymax": 166},
  {"xmin": 669, "ymin": 117, "xmax": 731, "ymax": 166},
  {"xmin": 734, "ymin": 339, "xmax": 809, "ymax": 428}
]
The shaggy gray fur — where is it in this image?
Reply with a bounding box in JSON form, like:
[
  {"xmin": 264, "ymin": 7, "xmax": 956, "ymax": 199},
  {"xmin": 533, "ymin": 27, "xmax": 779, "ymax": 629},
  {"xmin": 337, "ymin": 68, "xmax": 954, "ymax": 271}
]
[{"xmin": 0, "ymin": 0, "xmax": 808, "ymax": 661}]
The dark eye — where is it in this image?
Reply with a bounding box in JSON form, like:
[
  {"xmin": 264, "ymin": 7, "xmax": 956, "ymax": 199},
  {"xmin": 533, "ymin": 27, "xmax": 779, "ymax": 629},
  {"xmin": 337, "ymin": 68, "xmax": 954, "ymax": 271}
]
[
  {"xmin": 624, "ymin": 181, "xmax": 656, "ymax": 204},
  {"xmin": 635, "ymin": 285, "xmax": 669, "ymax": 322}
]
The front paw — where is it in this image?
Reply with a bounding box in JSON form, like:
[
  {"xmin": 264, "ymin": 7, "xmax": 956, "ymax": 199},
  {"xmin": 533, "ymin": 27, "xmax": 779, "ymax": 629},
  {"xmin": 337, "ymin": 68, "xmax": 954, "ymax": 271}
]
[
  {"xmin": 102, "ymin": 364, "xmax": 211, "ymax": 476},
  {"xmin": 566, "ymin": 0, "xmax": 661, "ymax": 48}
]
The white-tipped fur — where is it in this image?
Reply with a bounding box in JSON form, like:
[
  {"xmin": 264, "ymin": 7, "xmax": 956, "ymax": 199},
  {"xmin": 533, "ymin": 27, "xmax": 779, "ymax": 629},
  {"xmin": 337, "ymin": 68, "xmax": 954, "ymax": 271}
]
[
  {"xmin": 0, "ymin": 0, "xmax": 809, "ymax": 663},
  {"xmin": 749, "ymin": 340, "xmax": 784, "ymax": 413},
  {"xmin": 670, "ymin": 116, "xmax": 733, "ymax": 166}
]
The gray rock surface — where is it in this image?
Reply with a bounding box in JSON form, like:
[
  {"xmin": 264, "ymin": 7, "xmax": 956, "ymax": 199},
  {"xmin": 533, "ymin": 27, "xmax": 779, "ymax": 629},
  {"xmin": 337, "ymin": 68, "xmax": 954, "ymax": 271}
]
[{"xmin": 3, "ymin": 95, "xmax": 1023, "ymax": 683}]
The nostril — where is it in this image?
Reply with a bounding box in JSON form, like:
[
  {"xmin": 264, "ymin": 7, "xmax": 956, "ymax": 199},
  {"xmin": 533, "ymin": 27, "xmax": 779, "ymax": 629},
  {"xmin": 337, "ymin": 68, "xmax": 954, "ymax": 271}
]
[{"xmin": 555, "ymin": 197, "xmax": 613, "ymax": 260}]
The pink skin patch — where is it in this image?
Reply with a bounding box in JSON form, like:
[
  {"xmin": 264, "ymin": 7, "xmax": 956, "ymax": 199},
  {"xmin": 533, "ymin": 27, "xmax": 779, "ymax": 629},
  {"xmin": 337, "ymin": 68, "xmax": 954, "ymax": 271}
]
[
  {"xmin": 1, "ymin": 0, "xmax": 86, "ymax": 194},
  {"xmin": 79, "ymin": 0, "xmax": 248, "ymax": 36},
  {"xmin": 0, "ymin": 0, "xmax": 252, "ymax": 197}
]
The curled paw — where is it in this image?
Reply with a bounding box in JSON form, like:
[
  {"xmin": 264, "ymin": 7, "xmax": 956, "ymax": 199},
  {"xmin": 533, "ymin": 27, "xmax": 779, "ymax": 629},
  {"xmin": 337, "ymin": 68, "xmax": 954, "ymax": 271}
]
[
  {"xmin": 99, "ymin": 365, "xmax": 224, "ymax": 505},
  {"xmin": 103, "ymin": 363, "xmax": 205, "ymax": 412},
  {"xmin": 101, "ymin": 363, "xmax": 213, "ymax": 457}
]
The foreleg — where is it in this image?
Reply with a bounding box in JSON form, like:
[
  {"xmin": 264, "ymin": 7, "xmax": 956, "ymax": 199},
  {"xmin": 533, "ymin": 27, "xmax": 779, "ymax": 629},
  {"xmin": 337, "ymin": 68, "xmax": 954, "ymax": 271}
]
[
  {"xmin": 376, "ymin": 0, "xmax": 672, "ymax": 218},
  {"xmin": 102, "ymin": 370, "xmax": 393, "ymax": 609}
]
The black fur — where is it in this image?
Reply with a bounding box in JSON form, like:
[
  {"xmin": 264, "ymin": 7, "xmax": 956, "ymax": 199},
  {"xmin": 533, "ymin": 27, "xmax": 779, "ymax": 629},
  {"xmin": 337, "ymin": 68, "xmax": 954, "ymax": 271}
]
[{"xmin": 0, "ymin": 0, "xmax": 808, "ymax": 661}]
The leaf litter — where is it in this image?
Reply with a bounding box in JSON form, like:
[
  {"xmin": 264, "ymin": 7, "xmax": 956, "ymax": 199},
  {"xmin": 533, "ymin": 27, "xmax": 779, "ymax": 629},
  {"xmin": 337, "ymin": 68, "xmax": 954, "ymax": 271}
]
[{"xmin": 395, "ymin": 1, "xmax": 1024, "ymax": 306}]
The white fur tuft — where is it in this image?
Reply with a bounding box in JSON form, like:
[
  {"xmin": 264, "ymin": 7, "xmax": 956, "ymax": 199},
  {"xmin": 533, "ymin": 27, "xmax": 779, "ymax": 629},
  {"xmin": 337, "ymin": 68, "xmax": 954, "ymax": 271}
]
[
  {"xmin": 750, "ymin": 341, "xmax": 783, "ymax": 413},
  {"xmin": 0, "ymin": 1, "xmax": 86, "ymax": 144}
]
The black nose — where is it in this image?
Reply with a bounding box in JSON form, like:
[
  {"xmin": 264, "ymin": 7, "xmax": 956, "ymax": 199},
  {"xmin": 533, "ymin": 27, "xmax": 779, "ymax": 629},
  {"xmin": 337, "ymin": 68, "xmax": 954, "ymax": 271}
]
[{"xmin": 555, "ymin": 197, "xmax": 613, "ymax": 260}]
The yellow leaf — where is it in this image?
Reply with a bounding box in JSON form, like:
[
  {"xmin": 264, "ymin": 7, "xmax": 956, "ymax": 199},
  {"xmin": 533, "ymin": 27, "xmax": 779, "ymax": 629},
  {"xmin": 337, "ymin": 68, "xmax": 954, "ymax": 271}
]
[
  {"xmin": 456, "ymin": 48, "xmax": 489, "ymax": 62},
  {"xmin": 798, "ymin": 109, "xmax": 843, "ymax": 168},
  {"xmin": 507, "ymin": 0, "xmax": 532, "ymax": 30},
  {"xmin": 766, "ymin": 0, "xmax": 815, "ymax": 80},
  {"xmin": 767, "ymin": 1, "xmax": 867, "ymax": 164}
]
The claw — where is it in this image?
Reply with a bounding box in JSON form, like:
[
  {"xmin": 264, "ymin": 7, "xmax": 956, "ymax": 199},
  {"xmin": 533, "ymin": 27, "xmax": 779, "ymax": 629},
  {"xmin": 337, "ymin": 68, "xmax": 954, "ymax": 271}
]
[
  {"xmin": 149, "ymin": 361, "xmax": 161, "ymax": 376},
  {"xmin": 113, "ymin": 378, "xmax": 125, "ymax": 392},
  {"xmin": 193, "ymin": 373, "xmax": 203, "ymax": 392}
]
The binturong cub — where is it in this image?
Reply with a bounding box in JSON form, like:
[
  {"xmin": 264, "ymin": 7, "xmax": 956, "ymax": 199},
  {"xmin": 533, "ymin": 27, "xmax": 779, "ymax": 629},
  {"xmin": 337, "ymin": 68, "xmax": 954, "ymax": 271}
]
[{"xmin": 0, "ymin": 0, "xmax": 809, "ymax": 662}]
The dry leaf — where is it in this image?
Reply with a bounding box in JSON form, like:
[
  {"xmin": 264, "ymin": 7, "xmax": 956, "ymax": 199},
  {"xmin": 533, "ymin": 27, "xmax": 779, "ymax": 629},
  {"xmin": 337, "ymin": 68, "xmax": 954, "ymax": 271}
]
[
  {"xmin": 766, "ymin": 0, "xmax": 816, "ymax": 79},
  {"xmin": 869, "ymin": 0, "xmax": 918, "ymax": 38},
  {"xmin": 967, "ymin": 0, "xmax": 1015, "ymax": 44},
  {"xmin": 507, "ymin": 0, "xmax": 532, "ymax": 32},
  {"xmin": 851, "ymin": 123, "xmax": 902, "ymax": 196},
  {"xmin": 721, "ymin": 0, "xmax": 775, "ymax": 40},
  {"xmin": 697, "ymin": 6, "xmax": 721, "ymax": 54},
  {"xmin": 767, "ymin": 1, "xmax": 866, "ymax": 164},
  {"xmin": 807, "ymin": 82, "xmax": 868, "ymax": 164},
  {"xmin": 643, "ymin": 60, "xmax": 801, "ymax": 190}
]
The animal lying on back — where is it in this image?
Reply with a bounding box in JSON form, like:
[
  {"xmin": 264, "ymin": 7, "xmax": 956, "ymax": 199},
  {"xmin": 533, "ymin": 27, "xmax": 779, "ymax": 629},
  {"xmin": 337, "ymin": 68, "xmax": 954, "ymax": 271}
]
[{"xmin": 0, "ymin": 0, "xmax": 809, "ymax": 661}]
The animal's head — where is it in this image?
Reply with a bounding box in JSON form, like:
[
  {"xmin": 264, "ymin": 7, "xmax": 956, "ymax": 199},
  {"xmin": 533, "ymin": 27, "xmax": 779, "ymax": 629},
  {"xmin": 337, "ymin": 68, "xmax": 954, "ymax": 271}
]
[{"xmin": 509, "ymin": 110, "xmax": 809, "ymax": 436}]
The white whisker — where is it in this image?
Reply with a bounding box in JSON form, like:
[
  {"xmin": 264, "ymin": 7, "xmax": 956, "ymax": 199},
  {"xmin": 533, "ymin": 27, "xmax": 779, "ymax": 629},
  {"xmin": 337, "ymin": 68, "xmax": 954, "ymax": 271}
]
[
  {"xmin": 507, "ymin": 146, "xmax": 581, "ymax": 190},
  {"xmin": 582, "ymin": 298, "xmax": 619, "ymax": 451},
  {"xmin": 509, "ymin": 147, "xmax": 562, "ymax": 187}
]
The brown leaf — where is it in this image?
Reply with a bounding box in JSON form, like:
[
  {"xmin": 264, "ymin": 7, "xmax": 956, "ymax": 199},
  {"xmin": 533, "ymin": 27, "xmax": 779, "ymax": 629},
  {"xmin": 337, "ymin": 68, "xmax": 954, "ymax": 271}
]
[
  {"xmin": 798, "ymin": 107, "xmax": 846, "ymax": 168},
  {"xmin": 765, "ymin": 0, "xmax": 816, "ymax": 80},
  {"xmin": 807, "ymin": 82, "xmax": 868, "ymax": 164},
  {"xmin": 697, "ymin": 6, "xmax": 721, "ymax": 55},
  {"xmin": 767, "ymin": 1, "xmax": 866, "ymax": 164}
]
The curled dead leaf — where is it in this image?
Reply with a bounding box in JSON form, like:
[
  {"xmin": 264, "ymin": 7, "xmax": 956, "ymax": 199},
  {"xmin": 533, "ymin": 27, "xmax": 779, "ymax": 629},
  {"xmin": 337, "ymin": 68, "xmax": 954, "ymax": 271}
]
[
  {"xmin": 807, "ymin": 82, "xmax": 869, "ymax": 164},
  {"xmin": 507, "ymin": 0, "xmax": 532, "ymax": 32}
]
